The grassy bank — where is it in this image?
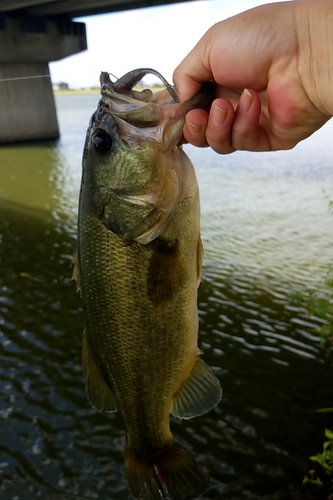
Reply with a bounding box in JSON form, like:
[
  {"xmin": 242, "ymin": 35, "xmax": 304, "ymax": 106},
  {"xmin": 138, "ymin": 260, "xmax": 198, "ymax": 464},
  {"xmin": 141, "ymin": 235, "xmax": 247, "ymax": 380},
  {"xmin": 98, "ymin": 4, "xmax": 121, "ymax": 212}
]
[{"xmin": 53, "ymin": 88, "xmax": 100, "ymax": 96}]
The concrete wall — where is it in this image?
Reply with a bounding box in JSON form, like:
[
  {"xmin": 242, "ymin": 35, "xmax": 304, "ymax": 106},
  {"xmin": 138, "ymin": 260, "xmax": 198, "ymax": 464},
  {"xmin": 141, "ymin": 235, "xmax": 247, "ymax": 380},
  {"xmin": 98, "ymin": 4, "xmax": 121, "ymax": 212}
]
[
  {"xmin": 0, "ymin": 62, "xmax": 59, "ymax": 143},
  {"xmin": 0, "ymin": 16, "xmax": 86, "ymax": 143},
  {"xmin": 0, "ymin": 16, "xmax": 86, "ymax": 63}
]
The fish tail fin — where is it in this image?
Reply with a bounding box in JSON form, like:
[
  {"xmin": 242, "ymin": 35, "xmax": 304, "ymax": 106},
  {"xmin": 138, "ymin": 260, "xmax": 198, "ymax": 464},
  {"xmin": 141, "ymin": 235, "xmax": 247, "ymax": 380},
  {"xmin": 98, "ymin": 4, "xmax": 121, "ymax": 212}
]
[{"xmin": 125, "ymin": 440, "xmax": 209, "ymax": 500}]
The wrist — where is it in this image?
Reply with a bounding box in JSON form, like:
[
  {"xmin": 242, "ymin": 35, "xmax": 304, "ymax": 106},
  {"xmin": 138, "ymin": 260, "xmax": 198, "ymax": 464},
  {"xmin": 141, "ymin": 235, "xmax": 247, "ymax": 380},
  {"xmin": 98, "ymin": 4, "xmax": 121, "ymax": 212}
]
[{"xmin": 295, "ymin": 0, "xmax": 333, "ymax": 117}]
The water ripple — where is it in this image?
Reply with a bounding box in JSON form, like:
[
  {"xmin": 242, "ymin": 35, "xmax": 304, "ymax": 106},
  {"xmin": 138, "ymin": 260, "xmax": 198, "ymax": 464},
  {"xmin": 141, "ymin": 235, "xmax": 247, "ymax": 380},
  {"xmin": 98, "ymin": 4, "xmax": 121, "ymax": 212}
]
[{"xmin": 0, "ymin": 97, "xmax": 332, "ymax": 499}]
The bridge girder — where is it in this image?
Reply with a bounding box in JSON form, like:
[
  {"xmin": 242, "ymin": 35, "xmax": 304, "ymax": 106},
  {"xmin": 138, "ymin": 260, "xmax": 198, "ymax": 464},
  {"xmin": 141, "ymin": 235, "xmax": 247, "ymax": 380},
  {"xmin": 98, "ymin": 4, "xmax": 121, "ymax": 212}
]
[{"xmin": 0, "ymin": 0, "xmax": 192, "ymax": 18}]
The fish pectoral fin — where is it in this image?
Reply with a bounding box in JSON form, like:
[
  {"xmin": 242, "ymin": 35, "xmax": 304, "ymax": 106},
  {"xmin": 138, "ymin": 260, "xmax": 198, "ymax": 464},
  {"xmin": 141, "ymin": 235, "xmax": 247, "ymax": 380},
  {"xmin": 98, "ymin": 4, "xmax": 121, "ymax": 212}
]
[
  {"xmin": 82, "ymin": 331, "xmax": 118, "ymax": 413},
  {"xmin": 147, "ymin": 239, "xmax": 186, "ymax": 304},
  {"xmin": 71, "ymin": 250, "xmax": 81, "ymax": 293},
  {"xmin": 171, "ymin": 357, "xmax": 222, "ymax": 419}
]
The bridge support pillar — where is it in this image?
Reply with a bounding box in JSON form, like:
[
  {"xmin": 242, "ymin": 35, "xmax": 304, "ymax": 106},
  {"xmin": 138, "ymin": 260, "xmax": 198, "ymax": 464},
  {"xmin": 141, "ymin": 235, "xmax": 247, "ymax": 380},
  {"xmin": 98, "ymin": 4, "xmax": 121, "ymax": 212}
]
[{"xmin": 0, "ymin": 16, "xmax": 87, "ymax": 143}]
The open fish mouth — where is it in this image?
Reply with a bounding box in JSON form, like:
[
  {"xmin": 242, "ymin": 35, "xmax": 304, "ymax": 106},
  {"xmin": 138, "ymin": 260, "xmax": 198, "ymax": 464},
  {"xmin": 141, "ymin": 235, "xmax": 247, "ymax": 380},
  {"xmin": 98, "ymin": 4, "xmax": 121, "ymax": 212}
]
[
  {"xmin": 98, "ymin": 68, "xmax": 213, "ymax": 150},
  {"xmin": 100, "ymin": 68, "xmax": 180, "ymax": 102}
]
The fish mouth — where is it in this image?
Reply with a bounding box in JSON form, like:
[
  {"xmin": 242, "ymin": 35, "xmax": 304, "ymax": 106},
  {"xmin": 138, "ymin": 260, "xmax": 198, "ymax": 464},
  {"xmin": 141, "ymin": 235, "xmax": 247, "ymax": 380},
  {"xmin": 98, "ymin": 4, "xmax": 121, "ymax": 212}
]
[
  {"xmin": 100, "ymin": 68, "xmax": 179, "ymax": 103},
  {"xmin": 98, "ymin": 69, "xmax": 213, "ymax": 151}
]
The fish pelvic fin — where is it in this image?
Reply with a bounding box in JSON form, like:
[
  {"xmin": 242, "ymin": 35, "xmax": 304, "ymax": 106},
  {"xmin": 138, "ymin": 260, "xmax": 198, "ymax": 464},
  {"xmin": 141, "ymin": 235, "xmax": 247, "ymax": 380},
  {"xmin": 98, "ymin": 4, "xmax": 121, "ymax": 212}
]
[
  {"xmin": 82, "ymin": 331, "xmax": 118, "ymax": 412},
  {"xmin": 71, "ymin": 250, "xmax": 81, "ymax": 293},
  {"xmin": 171, "ymin": 357, "xmax": 222, "ymax": 419},
  {"xmin": 125, "ymin": 441, "xmax": 209, "ymax": 500}
]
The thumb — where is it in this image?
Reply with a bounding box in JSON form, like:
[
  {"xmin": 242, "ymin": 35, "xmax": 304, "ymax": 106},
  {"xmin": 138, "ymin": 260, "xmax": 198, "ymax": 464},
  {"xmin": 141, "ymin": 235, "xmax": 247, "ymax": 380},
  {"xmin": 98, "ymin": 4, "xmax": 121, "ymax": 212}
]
[{"xmin": 174, "ymin": 3, "xmax": 297, "ymax": 101}]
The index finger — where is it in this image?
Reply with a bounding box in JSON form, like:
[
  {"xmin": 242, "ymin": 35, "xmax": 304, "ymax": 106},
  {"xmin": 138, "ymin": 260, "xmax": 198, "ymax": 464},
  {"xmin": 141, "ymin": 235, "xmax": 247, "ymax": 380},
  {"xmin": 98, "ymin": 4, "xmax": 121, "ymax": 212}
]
[{"xmin": 173, "ymin": 30, "xmax": 214, "ymax": 102}]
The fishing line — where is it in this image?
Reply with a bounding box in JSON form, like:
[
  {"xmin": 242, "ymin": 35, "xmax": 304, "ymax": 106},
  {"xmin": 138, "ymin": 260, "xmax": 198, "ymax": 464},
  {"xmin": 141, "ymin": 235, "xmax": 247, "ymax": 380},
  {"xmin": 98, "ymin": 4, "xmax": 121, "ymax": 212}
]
[
  {"xmin": 0, "ymin": 71, "xmax": 117, "ymax": 84},
  {"xmin": 0, "ymin": 74, "xmax": 50, "ymax": 83},
  {"xmin": 0, "ymin": 69, "xmax": 100, "ymax": 84},
  {"xmin": 108, "ymin": 72, "xmax": 118, "ymax": 81},
  {"xmin": 0, "ymin": 70, "xmax": 168, "ymax": 88}
]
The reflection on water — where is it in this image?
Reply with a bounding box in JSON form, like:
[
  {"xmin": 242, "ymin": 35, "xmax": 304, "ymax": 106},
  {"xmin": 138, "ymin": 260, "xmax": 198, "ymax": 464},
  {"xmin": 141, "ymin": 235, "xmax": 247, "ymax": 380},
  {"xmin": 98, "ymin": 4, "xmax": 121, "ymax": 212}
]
[
  {"xmin": 0, "ymin": 94, "xmax": 332, "ymax": 499},
  {"xmin": 0, "ymin": 94, "xmax": 99, "ymax": 218}
]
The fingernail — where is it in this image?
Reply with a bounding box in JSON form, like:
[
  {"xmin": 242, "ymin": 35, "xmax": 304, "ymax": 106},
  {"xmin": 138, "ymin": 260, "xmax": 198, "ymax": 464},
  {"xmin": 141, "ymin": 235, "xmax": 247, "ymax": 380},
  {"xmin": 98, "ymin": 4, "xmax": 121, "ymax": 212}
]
[
  {"xmin": 187, "ymin": 119, "xmax": 203, "ymax": 136},
  {"xmin": 211, "ymin": 103, "xmax": 228, "ymax": 126},
  {"xmin": 239, "ymin": 88, "xmax": 254, "ymax": 114}
]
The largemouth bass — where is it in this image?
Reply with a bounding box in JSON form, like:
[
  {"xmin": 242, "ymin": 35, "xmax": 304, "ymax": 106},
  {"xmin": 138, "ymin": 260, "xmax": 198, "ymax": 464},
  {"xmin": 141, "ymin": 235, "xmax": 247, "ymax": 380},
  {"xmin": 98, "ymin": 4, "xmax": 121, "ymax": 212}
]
[{"xmin": 73, "ymin": 68, "xmax": 222, "ymax": 500}]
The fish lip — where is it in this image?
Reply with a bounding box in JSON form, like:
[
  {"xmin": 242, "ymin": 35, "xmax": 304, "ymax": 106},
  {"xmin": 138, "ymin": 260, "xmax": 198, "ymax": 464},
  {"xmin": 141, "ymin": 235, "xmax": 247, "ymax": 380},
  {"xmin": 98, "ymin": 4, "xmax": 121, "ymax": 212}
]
[
  {"xmin": 100, "ymin": 85, "xmax": 139, "ymax": 106},
  {"xmin": 98, "ymin": 80, "xmax": 214, "ymax": 152},
  {"xmin": 100, "ymin": 68, "xmax": 179, "ymax": 102},
  {"xmin": 99, "ymin": 73, "xmax": 213, "ymax": 127},
  {"xmin": 100, "ymin": 96, "xmax": 162, "ymax": 129}
]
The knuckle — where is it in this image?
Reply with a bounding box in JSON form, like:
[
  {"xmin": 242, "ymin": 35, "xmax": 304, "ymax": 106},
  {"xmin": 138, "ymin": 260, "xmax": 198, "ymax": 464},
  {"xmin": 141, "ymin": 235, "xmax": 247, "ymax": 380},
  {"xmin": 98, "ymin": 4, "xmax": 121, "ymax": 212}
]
[{"xmin": 208, "ymin": 137, "xmax": 234, "ymax": 154}]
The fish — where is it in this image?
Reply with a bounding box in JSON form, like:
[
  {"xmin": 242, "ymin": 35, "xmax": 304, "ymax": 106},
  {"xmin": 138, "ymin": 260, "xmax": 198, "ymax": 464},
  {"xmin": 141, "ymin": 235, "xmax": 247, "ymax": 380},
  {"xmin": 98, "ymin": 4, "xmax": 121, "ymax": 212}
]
[{"xmin": 73, "ymin": 68, "xmax": 222, "ymax": 500}]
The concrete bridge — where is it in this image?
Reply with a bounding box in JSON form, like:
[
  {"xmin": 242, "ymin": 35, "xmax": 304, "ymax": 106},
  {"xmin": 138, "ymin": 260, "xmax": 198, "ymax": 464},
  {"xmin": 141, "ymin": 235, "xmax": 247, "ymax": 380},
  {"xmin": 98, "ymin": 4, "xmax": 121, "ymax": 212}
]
[{"xmin": 0, "ymin": 0, "xmax": 188, "ymax": 143}]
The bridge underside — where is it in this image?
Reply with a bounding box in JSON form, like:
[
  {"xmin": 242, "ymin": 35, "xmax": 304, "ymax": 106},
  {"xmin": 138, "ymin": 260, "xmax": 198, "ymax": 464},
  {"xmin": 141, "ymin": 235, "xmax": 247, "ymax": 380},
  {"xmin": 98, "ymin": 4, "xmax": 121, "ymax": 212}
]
[
  {"xmin": 0, "ymin": 15, "xmax": 86, "ymax": 143},
  {"xmin": 0, "ymin": 0, "xmax": 191, "ymax": 19},
  {"xmin": 0, "ymin": 0, "xmax": 193, "ymax": 143}
]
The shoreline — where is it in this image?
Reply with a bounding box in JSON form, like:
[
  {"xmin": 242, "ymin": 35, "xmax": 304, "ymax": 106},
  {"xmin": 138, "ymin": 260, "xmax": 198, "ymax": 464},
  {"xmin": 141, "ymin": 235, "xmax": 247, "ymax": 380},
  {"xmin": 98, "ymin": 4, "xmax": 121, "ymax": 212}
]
[
  {"xmin": 53, "ymin": 89, "xmax": 99, "ymax": 96},
  {"xmin": 53, "ymin": 86, "xmax": 166, "ymax": 96}
]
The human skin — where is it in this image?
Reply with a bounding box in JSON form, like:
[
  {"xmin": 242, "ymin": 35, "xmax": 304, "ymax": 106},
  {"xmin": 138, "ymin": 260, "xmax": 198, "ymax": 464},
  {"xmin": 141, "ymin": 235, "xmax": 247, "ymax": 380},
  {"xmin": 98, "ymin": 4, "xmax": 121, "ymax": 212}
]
[{"xmin": 173, "ymin": 0, "xmax": 333, "ymax": 154}]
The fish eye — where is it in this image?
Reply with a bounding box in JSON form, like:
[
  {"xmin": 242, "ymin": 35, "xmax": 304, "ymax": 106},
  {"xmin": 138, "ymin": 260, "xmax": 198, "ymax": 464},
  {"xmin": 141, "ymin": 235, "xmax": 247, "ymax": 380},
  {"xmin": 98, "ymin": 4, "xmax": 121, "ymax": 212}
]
[{"xmin": 92, "ymin": 130, "xmax": 112, "ymax": 154}]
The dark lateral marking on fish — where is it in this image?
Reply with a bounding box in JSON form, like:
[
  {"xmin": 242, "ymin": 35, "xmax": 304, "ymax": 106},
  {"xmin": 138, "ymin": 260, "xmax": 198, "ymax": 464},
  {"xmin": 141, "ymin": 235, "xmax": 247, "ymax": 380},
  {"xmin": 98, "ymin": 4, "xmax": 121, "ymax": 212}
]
[{"xmin": 147, "ymin": 239, "xmax": 187, "ymax": 304}]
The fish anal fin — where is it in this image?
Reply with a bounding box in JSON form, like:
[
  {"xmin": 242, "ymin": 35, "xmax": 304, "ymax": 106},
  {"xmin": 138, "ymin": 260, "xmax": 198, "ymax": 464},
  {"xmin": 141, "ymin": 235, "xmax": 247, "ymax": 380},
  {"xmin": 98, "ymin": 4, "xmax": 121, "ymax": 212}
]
[
  {"xmin": 147, "ymin": 239, "xmax": 186, "ymax": 304},
  {"xmin": 125, "ymin": 440, "xmax": 209, "ymax": 500},
  {"xmin": 71, "ymin": 250, "xmax": 81, "ymax": 293},
  {"xmin": 171, "ymin": 356, "xmax": 222, "ymax": 419},
  {"xmin": 82, "ymin": 331, "xmax": 118, "ymax": 413}
]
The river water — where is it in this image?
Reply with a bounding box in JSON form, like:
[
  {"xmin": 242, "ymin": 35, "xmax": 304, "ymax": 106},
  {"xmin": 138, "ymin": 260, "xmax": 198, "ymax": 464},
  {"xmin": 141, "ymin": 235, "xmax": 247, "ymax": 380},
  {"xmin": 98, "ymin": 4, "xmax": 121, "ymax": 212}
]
[{"xmin": 0, "ymin": 94, "xmax": 332, "ymax": 500}]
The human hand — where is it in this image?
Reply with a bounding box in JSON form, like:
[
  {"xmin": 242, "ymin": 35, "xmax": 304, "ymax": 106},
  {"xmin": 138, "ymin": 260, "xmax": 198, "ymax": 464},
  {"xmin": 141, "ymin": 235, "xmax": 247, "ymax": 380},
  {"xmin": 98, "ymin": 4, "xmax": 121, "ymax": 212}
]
[{"xmin": 173, "ymin": 0, "xmax": 333, "ymax": 154}]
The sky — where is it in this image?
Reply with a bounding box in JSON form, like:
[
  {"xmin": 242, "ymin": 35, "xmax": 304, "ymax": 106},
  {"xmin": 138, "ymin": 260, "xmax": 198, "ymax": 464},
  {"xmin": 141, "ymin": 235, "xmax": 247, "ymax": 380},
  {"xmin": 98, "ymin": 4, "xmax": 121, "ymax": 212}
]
[{"xmin": 49, "ymin": 0, "xmax": 290, "ymax": 89}]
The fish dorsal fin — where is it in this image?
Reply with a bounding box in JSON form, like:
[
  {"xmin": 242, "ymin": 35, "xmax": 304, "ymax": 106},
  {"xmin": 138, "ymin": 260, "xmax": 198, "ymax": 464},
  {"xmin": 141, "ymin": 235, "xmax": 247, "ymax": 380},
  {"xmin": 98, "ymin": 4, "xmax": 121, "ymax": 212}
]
[
  {"xmin": 147, "ymin": 239, "xmax": 187, "ymax": 304},
  {"xmin": 71, "ymin": 250, "xmax": 81, "ymax": 293},
  {"xmin": 82, "ymin": 331, "xmax": 118, "ymax": 413},
  {"xmin": 171, "ymin": 357, "xmax": 222, "ymax": 419}
]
